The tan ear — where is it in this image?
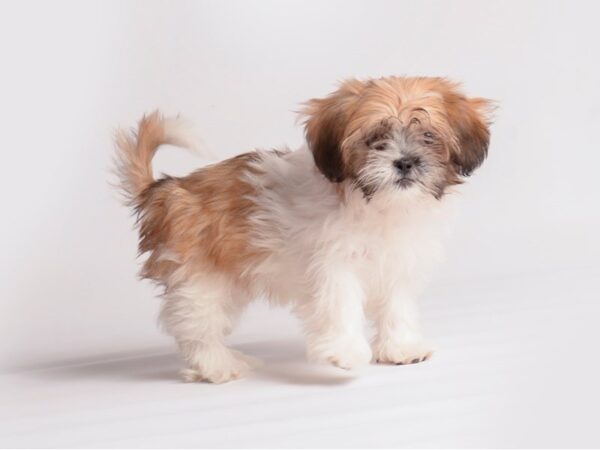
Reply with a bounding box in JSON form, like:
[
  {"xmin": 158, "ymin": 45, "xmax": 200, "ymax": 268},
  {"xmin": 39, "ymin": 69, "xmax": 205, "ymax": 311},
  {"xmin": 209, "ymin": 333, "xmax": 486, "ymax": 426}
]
[
  {"xmin": 301, "ymin": 79, "xmax": 366, "ymax": 182},
  {"xmin": 444, "ymin": 94, "xmax": 494, "ymax": 176}
]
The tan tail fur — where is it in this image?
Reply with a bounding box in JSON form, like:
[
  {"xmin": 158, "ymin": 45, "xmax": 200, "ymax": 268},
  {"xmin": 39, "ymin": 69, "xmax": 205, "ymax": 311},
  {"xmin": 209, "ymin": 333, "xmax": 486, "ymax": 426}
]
[{"xmin": 113, "ymin": 111, "xmax": 200, "ymax": 204}]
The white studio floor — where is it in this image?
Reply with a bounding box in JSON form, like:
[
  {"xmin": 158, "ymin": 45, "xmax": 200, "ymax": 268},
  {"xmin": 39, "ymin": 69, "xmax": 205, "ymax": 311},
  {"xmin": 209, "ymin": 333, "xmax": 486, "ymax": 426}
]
[{"xmin": 2, "ymin": 265, "xmax": 599, "ymax": 448}]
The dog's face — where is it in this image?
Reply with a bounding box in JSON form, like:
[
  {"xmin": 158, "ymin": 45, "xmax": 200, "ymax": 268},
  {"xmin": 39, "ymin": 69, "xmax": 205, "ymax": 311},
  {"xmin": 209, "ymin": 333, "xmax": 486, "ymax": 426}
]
[{"xmin": 302, "ymin": 77, "xmax": 493, "ymax": 198}]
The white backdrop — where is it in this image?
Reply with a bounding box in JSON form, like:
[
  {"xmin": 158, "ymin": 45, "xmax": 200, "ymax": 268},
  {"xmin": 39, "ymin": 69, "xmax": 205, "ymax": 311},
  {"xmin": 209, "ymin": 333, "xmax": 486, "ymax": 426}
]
[{"xmin": 1, "ymin": 0, "xmax": 599, "ymax": 371}]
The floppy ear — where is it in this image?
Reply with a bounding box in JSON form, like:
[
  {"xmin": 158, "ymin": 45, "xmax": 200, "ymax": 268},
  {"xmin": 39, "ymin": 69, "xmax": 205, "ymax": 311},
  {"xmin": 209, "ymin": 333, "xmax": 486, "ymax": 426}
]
[
  {"xmin": 444, "ymin": 94, "xmax": 494, "ymax": 176},
  {"xmin": 301, "ymin": 79, "xmax": 365, "ymax": 182}
]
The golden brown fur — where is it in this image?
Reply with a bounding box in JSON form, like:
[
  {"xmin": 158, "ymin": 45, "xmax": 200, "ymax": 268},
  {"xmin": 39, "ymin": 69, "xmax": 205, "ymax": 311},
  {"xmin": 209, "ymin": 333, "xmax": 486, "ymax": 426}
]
[
  {"xmin": 114, "ymin": 112, "xmax": 167, "ymax": 201},
  {"xmin": 115, "ymin": 113, "xmax": 264, "ymax": 285},
  {"xmin": 302, "ymin": 76, "xmax": 492, "ymax": 191}
]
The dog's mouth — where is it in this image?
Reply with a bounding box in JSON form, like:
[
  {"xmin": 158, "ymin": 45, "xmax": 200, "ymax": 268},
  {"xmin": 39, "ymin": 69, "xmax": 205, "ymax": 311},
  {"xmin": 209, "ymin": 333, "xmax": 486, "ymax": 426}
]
[{"xmin": 395, "ymin": 178, "xmax": 416, "ymax": 188}]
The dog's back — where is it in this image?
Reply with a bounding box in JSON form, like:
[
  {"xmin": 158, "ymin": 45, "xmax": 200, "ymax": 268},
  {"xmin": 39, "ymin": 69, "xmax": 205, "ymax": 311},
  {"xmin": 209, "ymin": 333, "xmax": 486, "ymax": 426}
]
[{"xmin": 114, "ymin": 113, "xmax": 265, "ymax": 285}]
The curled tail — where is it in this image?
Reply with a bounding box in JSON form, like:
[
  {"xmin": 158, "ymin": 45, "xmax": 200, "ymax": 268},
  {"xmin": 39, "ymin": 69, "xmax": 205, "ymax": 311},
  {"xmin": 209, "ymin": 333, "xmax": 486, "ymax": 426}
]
[{"xmin": 113, "ymin": 111, "xmax": 201, "ymax": 204}]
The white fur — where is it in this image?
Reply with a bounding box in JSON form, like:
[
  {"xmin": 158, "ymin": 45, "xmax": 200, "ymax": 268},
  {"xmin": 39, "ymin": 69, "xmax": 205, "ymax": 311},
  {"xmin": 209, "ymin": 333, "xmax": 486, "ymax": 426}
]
[
  {"xmin": 159, "ymin": 146, "xmax": 457, "ymax": 382},
  {"xmin": 162, "ymin": 116, "xmax": 216, "ymax": 159}
]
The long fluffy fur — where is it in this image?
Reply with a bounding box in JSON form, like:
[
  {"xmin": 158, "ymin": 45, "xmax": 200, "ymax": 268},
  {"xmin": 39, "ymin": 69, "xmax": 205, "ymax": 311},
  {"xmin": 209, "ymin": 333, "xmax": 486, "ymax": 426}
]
[
  {"xmin": 114, "ymin": 111, "xmax": 202, "ymax": 203},
  {"xmin": 114, "ymin": 77, "xmax": 492, "ymax": 383}
]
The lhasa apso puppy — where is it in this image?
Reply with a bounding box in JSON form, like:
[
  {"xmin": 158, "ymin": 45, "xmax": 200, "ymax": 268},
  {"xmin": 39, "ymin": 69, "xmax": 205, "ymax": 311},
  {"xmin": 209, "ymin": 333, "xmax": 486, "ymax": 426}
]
[{"xmin": 115, "ymin": 76, "xmax": 493, "ymax": 383}]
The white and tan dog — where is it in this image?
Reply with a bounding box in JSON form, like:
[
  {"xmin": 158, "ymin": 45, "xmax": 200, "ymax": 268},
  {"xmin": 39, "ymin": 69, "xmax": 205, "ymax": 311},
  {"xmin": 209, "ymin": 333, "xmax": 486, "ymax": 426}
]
[{"xmin": 115, "ymin": 76, "xmax": 492, "ymax": 383}]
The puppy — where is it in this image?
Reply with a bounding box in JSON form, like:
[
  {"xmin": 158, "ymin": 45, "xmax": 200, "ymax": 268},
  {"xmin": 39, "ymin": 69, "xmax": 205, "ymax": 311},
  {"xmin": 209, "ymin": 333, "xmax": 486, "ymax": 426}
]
[{"xmin": 115, "ymin": 76, "xmax": 492, "ymax": 383}]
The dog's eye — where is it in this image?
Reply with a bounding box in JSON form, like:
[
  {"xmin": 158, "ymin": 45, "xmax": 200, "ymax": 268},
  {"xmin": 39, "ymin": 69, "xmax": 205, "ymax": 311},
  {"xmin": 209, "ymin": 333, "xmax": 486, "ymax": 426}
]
[
  {"xmin": 423, "ymin": 132, "xmax": 435, "ymax": 144},
  {"xmin": 371, "ymin": 142, "xmax": 387, "ymax": 151}
]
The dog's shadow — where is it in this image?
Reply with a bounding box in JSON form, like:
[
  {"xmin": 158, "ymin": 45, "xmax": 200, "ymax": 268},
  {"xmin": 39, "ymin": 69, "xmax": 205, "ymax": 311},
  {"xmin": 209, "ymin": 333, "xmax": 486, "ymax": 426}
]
[{"xmin": 27, "ymin": 339, "xmax": 357, "ymax": 387}]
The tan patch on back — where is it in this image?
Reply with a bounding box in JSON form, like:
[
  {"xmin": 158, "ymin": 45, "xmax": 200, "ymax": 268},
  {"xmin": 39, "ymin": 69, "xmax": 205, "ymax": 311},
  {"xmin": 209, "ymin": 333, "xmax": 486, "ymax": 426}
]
[{"xmin": 134, "ymin": 152, "xmax": 264, "ymax": 284}]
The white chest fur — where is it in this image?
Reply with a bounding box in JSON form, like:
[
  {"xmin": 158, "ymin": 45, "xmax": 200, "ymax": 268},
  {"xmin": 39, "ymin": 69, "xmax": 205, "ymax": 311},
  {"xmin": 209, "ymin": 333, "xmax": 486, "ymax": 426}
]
[{"xmin": 248, "ymin": 148, "xmax": 456, "ymax": 303}]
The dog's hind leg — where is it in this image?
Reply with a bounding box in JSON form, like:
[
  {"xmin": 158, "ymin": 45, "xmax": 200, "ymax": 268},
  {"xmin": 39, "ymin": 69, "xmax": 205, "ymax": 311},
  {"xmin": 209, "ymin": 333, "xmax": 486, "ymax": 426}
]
[{"xmin": 160, "ymin": 273, "xmax": 257, "ymax": 383}]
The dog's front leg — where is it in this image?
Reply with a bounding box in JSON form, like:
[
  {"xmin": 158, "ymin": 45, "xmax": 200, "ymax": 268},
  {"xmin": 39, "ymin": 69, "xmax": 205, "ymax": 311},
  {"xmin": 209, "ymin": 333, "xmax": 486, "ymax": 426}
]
[
  {"xmin": 298, "ymin": 267, "xmax": 372, "ymax": 370},
  {"xmin": 370, "ymin": 287, "xmax": 434, "ymax": 365}
]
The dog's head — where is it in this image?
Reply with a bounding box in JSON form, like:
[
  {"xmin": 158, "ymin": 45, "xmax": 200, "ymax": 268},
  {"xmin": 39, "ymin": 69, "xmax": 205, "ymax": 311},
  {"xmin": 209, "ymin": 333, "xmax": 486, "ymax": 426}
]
[{"xmin": 301, "ymin": 77, "xmax": 493, "ymax": 198}]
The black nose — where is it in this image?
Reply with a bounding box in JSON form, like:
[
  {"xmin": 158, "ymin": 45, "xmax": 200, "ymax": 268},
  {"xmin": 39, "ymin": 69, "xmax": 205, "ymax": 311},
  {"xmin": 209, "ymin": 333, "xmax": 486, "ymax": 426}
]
[{"xmin": 394, "ymin": 156, "xmax": 420, "ymax": 174}]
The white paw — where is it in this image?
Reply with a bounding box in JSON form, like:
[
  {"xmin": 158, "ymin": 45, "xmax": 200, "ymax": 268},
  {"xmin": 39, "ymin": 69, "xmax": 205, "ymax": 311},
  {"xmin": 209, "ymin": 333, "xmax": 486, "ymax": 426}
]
[
  {"xmin": 181, "ymin": 349, "xmax": 260, "ymax": 383},
  {"xmin": 373, "ymin": 339, "xmax": 434, "ymax": 365},
  {"xmin": 308, "ymin": 335, "xmax": 373, "ymax": 370}
]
